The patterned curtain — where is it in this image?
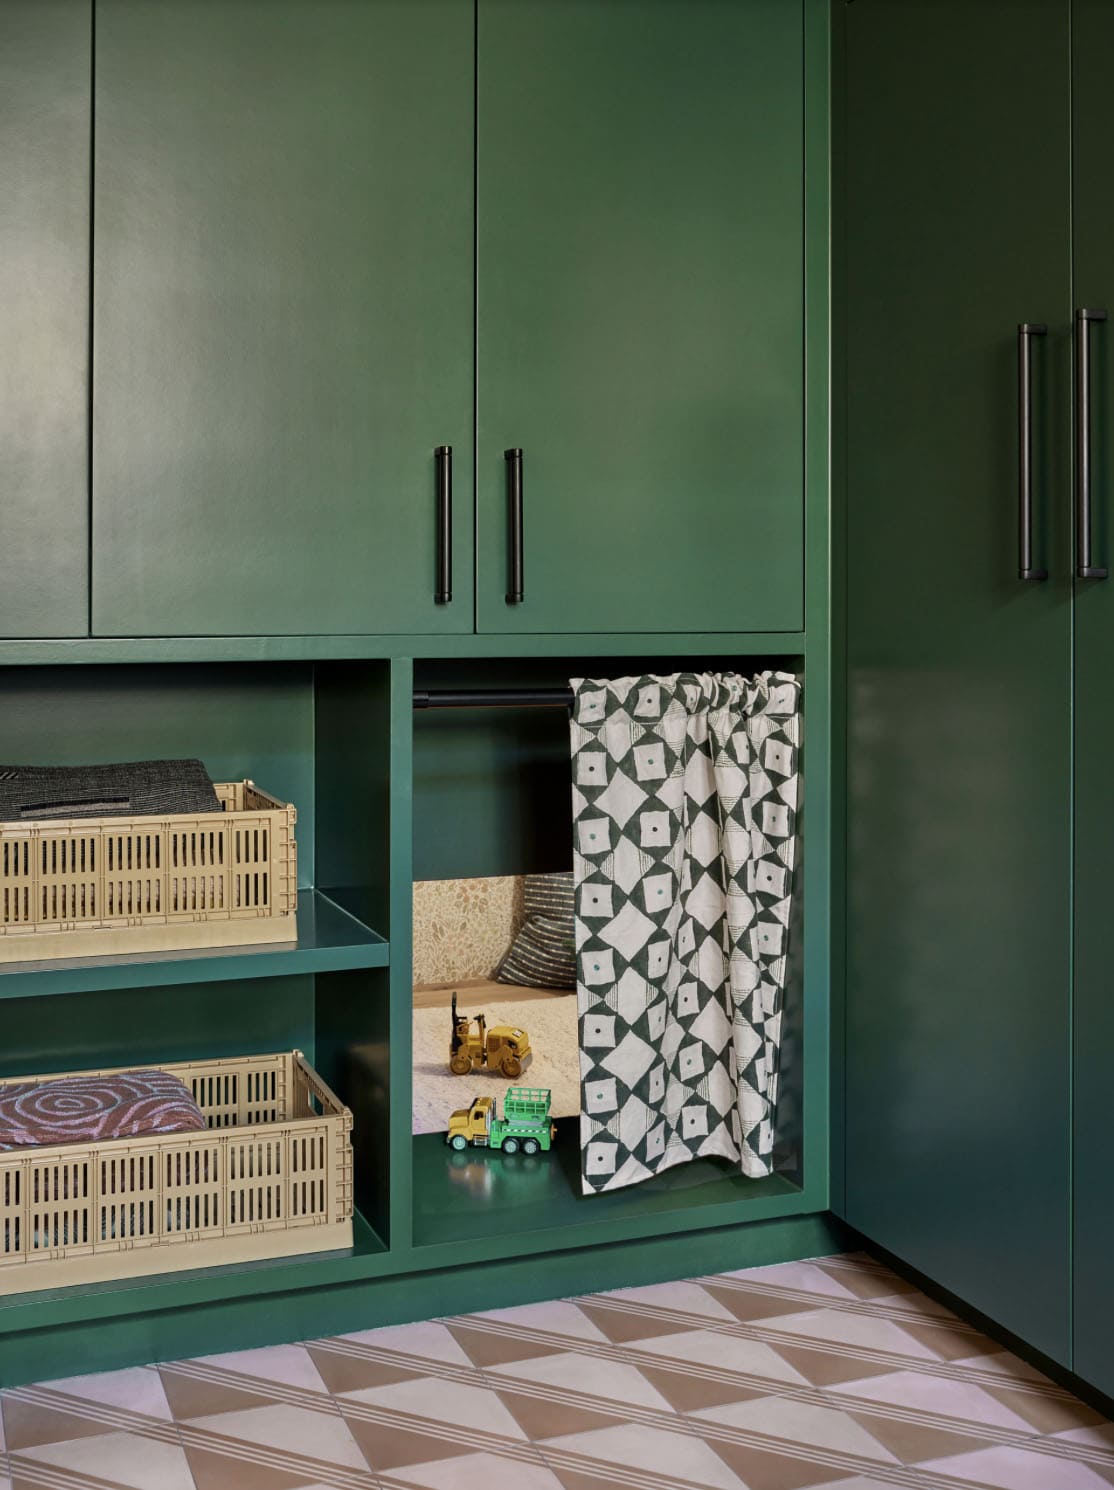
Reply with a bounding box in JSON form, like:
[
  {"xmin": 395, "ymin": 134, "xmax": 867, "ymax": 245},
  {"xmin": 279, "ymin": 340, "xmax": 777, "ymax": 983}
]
[{"xmin": 571, "ymin": 671, "xmax": 801, "ymax": 1194}]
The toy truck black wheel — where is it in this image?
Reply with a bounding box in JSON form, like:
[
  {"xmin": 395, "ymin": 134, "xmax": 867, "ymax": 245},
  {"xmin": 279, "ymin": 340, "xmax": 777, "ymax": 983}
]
[
  {"xmin": 502, "ymin": 1136, "xmax": 520, "ymax": 1153},
  {"xmin": 522, "ymin": 1137, "xmax": 540, "ymax": 1155},
  {"xmin": 450, "ymin": 1134, "xmax": 467, "ymax": 1151}
]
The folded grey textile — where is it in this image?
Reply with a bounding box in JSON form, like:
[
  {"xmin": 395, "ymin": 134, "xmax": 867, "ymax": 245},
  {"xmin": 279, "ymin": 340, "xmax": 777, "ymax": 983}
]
[{"xmin": 0, "ymin": 760, "xmax": 223, "ymax": 823}]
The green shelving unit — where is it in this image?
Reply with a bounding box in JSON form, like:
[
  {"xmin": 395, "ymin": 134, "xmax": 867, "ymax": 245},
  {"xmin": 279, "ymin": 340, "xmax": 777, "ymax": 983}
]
[{"xmin": 0, "ymin": 0, "xmax": 832, "ymax": 1390}]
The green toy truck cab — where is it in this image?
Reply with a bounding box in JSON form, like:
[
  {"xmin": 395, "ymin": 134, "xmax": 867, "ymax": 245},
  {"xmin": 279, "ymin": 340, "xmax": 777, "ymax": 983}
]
[{"xmin": 445, "ymin": 1086, "xmax": 555, "ymax": 1155}]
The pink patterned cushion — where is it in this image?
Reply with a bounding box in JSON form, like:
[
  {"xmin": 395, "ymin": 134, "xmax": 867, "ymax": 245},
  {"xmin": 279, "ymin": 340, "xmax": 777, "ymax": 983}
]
[{"xmin": 0, "ymin": 1069, "xmax": 207, "ymax": 1150}]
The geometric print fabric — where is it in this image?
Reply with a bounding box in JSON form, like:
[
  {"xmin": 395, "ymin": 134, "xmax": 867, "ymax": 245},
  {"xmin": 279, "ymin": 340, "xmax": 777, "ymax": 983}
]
[{"xmin": 571, "ymin": 670, "xmax": 802, "ymax": 1193}]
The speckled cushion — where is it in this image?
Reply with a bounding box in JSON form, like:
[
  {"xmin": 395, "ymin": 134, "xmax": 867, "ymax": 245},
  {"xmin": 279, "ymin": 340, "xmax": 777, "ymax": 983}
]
[
  {"xmin": 0, "ymin": 1069, "xmax": 207, "ymax": 1150},
  {"xmin": 0, "ymin": 760, "xmax": 222, "ymax": 823}
]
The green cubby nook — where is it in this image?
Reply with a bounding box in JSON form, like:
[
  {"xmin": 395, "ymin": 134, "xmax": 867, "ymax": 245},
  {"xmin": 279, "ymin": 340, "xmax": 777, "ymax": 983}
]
[
  {"xmin": 0, "ymin": 969, "xmax": 392, "ymax": 1332},
  {"xmin": 407, "ymin": 652, "xmax": 813, "ymax": 1262},
  {"xmin": 0, "ymin": 658, "xmax": 394, "ymax": 1330},
  {"xmin": 0, "ymin": 660, "xmax": 392, "ymax": 985}
]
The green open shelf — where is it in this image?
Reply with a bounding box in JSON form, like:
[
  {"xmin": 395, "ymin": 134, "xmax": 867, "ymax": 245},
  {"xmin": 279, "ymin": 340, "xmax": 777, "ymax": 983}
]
[
  {"xmin": 410, "ymin": 1123, "xmax": 807, "ymax": 1265},
  {"xmin": 0, "ymin": 889, "xmax": 388, "ymax": 1000},
  {"xmin": 0, "ymin": 1208, "xmax": 390, "ymax": 1337}
]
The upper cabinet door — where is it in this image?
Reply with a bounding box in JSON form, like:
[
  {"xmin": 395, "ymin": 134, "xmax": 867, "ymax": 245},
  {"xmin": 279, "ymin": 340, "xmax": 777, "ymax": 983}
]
[
  {"xmin": 92, "ymin": 0, "xmax": 474, "ymax": 637},
  {"xmin": 475, "ymin": 0, "xmax": 803, "ymax": 635},
  {"xmin": 0, "ymin": 1, "xmax": 90, "ymax": 638}
]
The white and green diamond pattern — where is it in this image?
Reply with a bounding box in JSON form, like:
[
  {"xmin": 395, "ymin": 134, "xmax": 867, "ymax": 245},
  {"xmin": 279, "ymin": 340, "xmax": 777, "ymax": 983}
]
[{"xmin": 571, "ymin": 671, "xmax": 801, "ymax": 1194}]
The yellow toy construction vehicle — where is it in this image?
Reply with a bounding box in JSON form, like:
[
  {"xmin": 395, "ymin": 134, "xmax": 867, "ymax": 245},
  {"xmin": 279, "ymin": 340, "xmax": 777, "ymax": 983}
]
[
  {"xmin": 449, "ymin": 991, "xmax": 532, "ymax": 1078},
  {"xmin": 446, "ymin": 1088, "xmax": 555, "ymax": 1153}
]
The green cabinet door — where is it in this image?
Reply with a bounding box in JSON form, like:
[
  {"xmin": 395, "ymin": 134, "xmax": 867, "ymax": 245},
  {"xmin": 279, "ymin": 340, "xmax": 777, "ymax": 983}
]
[
  {"xmin": 92, "ymin": 0, "xmax": 473, "ymax": 638},
  {"xmin": 0, "ymin": 2, "xmax": 90, "ymax": 637},
  {"xmin": 842, "ymin": 0, "xmax": 1073, "ymax": 1362},
  {"xmin": 1069, "ymin": 0, "xmax": 1114, "ymax": 1398},
  {"xmin": 475, "ymin": 0, "xmax": 803, "ymax": 635}
]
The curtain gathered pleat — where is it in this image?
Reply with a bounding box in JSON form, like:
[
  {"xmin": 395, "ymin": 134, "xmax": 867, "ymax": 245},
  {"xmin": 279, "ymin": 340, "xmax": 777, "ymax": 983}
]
[{"xmin": 571, "ymin": 671, "xmax": 801, "ymax": 1194}]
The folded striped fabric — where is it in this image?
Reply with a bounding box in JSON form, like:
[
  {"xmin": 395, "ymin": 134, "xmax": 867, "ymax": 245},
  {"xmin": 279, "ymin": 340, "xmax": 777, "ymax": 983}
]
[
  {"xmin": 0, "ymin": 1069, "xmax": 207, "ymax": 1150},
  {"xmin": 0, "ymin": 760, "xmax": 222, "ymax": 823},
  {"xmin": 495, "ymin": 872, "xmax": 576, "ymax": 990}
]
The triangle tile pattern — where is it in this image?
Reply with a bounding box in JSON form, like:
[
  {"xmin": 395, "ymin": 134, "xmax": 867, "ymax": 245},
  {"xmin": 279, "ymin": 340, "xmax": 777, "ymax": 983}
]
[{"xmin": 3, "ymin": 1248, "xmax": 1114, "ymax": 1490}]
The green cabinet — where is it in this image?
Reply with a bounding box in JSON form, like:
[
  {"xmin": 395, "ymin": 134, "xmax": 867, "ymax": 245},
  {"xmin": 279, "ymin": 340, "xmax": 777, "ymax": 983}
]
[
  {"xmin": 841, "ymin": 0, "xmax": 1074, "ymax": 1363},
  {"xmin": 475, "ymin": 0, "xmax": 804, "ymax": 635},
  {"xmin": 92, "ymin": 0, "xmax": 475, "ymax": 637},
  {"xmin": 1070, "ymin": 0, "xmax": 1114, "ymax": 1401},
  {"xmin": 0, "ymin": 1, "xmax": 91, "ymax": 638},
  {"xmin": 90, "ymin": 0, "xmax": 806, "ymax": 640}
]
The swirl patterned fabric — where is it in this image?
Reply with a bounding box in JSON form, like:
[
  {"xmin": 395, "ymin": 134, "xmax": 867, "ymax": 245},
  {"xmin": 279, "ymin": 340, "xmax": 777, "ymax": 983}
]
[{"xmin": 0, "ymin": 1069, "xmax": 207, "ymax": 1150}]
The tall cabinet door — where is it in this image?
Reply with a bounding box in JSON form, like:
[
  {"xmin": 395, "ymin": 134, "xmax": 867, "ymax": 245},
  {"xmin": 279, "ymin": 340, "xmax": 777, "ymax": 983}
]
[
  {"xmin": 475, "ymin": 0, "xmax": 803, "ymax": 635},
  {"xmin": 92, "ymin": 0, "xmax": 474, "ymax": 637},
  {"xmin": 1070, "ymin": 0, "xmax": 1114, "ymax": 1398},
  {"xmin": 0, "ymin": 1, "xmax": 90, "ymax": 637},
  {"xmin": 842, "ymin": 0, "xmax": 1074, "ymax": 1361}
]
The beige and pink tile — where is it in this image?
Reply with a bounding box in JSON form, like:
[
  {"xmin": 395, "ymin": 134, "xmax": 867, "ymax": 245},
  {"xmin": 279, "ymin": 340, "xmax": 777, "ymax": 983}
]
[
  {"xmin": 919, "ymin": 1444, "xmax": 1114, "ymax": 1490},
  {"xmin": 3, "ymin": 1249, "xmax": 1112, "ymax": 1490},
  {"xmin": 11, "ymin": 1430, "xmax": 195, "ymax": 1490},
  {"xmin": 541, "ymin": 1422, "xmax": 749, "ymax": 1489}
]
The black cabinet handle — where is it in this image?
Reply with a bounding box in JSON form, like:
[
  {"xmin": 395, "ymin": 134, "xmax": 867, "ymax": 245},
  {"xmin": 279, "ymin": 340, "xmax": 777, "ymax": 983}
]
[
  {"xmin": 1076, "ymin": 308, "xmax": 1108, "ymax": 579},
  {"xmin": 1018, "ymin": 323, "xmax": 1047, "ymax": 580},
  {"xmin": 505, "ymin": 447, "xmax": 524, "ymax": 604},
  {"xmin": 435, "ymin": 445, "xmax": 452, "ymax": 604}
]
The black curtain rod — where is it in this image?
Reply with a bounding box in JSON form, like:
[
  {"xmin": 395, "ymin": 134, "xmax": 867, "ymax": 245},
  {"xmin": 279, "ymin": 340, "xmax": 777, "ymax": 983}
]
[{"xmin": 412, "ymin": 687, "xmax": 574, "ymax": 710}]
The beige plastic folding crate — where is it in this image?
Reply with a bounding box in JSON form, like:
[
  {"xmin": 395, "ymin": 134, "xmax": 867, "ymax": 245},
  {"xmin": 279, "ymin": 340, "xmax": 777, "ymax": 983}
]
[
  {"xmin": 0, "ymin": 781, "xmax": 297, "ymax": 963},
  {"xmin": 0, "ymin": 1051, "xmax": 353, "ymax": 1293}
]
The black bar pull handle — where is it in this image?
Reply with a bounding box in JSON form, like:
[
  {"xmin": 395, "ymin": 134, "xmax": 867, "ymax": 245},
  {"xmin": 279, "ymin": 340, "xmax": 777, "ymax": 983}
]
[
  {"xmin": 1018, "ymin": 323, "xmax": 1047, "ymax": 580},
  {"xmin": 505, "ymin": 447, "xmax": 524, "ymax": 604},
  {"xmin": 434, "ymin": 445, "xmax": 452, "ymax": 604},
  {"xmin": 1076, "ymin": 308, "xmax": 1109, "ymax": 579}
]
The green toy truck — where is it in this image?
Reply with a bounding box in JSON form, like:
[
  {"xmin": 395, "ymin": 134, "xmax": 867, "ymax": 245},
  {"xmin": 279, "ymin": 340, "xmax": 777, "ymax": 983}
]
[{"xmin": 445, "ymin": 1086, "xmax": 554, "ymax": 1154}]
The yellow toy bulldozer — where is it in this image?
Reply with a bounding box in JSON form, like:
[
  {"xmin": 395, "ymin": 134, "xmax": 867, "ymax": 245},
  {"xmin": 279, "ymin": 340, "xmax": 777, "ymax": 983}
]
[{"xmin": 449, "ymin": 991, "xmax": 532, "ymax": 1078}]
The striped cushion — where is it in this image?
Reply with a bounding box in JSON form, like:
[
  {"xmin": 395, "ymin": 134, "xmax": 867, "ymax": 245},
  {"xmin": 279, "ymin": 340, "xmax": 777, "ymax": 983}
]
[{"xmin": 495, "ymin": 872, "xmax": 576, "ymax": 990}]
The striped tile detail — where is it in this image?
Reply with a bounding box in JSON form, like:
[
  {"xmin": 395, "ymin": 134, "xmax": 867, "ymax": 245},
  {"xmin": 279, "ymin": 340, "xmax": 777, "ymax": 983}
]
[{"xmin": 2, "ymin": 1251, "xmax": 1110, "ymax": 1490}]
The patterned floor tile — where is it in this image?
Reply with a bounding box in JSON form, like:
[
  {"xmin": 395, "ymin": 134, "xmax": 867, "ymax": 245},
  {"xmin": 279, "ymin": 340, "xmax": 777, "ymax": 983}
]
[
  {"xmin": 632, "ymin": 1327, "xmax": 814, "ymax": 1385},
  {"xmin": 444, "ymin": 1319, "xmax": 568, "ymax": 1368},
  {"xmin": 713, "ymin": 1259, "xmax": 865, "ymax": 1299},
  {"xmin": 338, "ymin": 1320, "xmax": 470, "ymax": 1366},
  {"xmin": 692, "ymin": 1395, "xmax": 903, "ymax": 1463},
  {"xmin": 749, "ymin": 1306, "xmax": 944, "ymax": 1359},
  {"xmin": 45, "ymin": 1369, "xmax": 173, "ymax": 1424},
  {"xmin": 10, "ymin": 1431, "xmax": 196, "ymax": 1490},
  {"xmin": 182, "ymin": 1403, "xmax": 368, "ymax": 1470},
  {"xmin": 387, "ymin": 1450, "xmax": 565, "ymax": 1490},
  {"xmin": 5, "ymin": 1250, "xmax": 1114, "ymax": 1490},
  {"xmin": 471, "ymin": 1300, "xmax": 612, "ymax": 1344},
  {"xmin": 540, "ymin": 1422, "xmax": 750, "ymax": 1489},
  {"xmin": 190, "ymin": 1344, "xmax": 329, "ymax": 1395},
  {"xmin": 827, "ymin": 1367, "xmax": 1039, "ymax": 1430},
  {"xmin": 918, "ymin": 1443, "xmax": 1114, "ymax": 1489},
  {"xmin": 487, "ymin": 1351, "xmax": 677, "ymax": 1413}
]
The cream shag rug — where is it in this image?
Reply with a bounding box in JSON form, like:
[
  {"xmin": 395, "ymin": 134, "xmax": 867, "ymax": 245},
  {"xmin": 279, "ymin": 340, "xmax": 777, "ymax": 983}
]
[{"xmin": 412, "ymin": 994, "xmax": 581, "ymax": 1136}]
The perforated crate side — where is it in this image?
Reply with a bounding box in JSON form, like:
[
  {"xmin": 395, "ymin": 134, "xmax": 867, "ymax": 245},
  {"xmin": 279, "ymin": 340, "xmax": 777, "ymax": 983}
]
[
  {"xmin": 0, "ymin": 1050, "xmax": 353, "ymax": 1290},
  {"xmin": 0, "ymin": 781, "xmax": 297, "ymax": 962}
]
